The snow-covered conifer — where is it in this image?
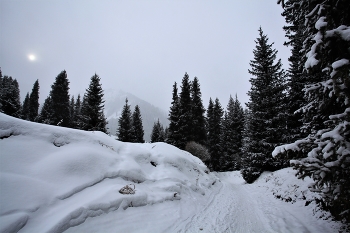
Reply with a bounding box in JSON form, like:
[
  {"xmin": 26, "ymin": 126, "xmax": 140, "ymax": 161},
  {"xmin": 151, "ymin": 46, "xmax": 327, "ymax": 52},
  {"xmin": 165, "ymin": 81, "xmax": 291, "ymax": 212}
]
[
  {"xmin": 191, "ymin": 77, "xmax": 207, "ymax": 145},
  {"xmin": 117, "ymin": 98, "xmax": 133, "ymax": 142},
  {"xmin": 80, "ymin": 74, "xmax": 108, "ymax": 133},
  {"xmin": 151, "ymin": 119, "xmax": 165, "ymax": 143},
  {"xmin": 131, "ymin": 105, "xmax": 144, "ymax": 143},
  {"xmin": 21, "ymin": 93, "xmax": 30, "ymax": 120},
  {"xmin": 207, "ymin": 98, "xmax": 223, "ymax": 171},
  {"xmin": 177, "ymin": 72, "xmax": 193, "ymax": 149},
  {"xmin": 28, "ymin": 79, "xmax": 39, "ymax": 122},
  {"xmin": 50, "ymin": 70, "xmax": 70, "ymax": 127},
  {"xmin": 242, "ymin": 27, "xmax": 288, "ymax": 183},
  {"xmin": 38, "ymin": 96, "xmax": 53, "ymax": 125},
  {"xmin": 221, "ymin": 95, "xmax": 244, "ymax": 170},
  {"xmin": 0, "ymin": 75, "xmax": 21, "ymax": 117},
  {"xmin": 275, "ymin": 0, "xmax": 350, "ymax": 221},
  {"xmin": 73, "ymin": 94, "xmax": 82, "ymax": 129},
  {"xmin": 167, "ymin": 82, "xmax": 181, "ymax": 148}
]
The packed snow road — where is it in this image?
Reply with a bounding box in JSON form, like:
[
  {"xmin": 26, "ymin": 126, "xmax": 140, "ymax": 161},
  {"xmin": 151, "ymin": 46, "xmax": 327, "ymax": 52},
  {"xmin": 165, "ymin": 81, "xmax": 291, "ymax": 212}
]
[
  {"xmin": 168, "ymin": 172, "xmax": 335, "ymax": 233},
  {"xmin": 68, "ymin": 171, "xmax": 339, "ymax": 233}
]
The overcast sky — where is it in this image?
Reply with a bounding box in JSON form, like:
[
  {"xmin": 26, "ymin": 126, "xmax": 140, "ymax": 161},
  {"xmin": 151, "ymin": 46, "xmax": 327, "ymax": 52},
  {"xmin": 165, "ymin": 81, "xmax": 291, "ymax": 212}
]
[{"xmin": 0, "ymin": 0, "xmax": 289, "ymax": 112}]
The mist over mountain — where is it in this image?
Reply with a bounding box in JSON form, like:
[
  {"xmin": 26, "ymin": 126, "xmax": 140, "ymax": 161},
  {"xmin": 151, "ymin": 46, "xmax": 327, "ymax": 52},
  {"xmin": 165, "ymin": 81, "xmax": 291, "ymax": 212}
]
[{"xmin": 103, "ymin": 89, "xmax": 169, "ymax": 142}]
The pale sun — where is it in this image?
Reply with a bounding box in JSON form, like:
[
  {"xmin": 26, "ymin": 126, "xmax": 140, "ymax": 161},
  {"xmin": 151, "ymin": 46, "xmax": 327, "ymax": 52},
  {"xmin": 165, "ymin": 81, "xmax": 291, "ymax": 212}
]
[{"xmin": 28, "ymin": 54, "xmax": 36, "ymax": 61}]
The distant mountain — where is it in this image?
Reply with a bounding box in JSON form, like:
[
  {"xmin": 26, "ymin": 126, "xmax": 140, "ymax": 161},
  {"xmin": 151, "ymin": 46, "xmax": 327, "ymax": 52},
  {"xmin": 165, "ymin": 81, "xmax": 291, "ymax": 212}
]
[{"xmin": 103, "ymin": 89, "xmax": 169, "ymax": 142}]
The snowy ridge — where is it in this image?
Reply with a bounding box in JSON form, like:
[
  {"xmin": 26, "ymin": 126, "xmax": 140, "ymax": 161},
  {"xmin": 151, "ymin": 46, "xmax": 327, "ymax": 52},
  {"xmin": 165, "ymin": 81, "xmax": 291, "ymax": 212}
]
[{"xmin": 0, "ymin": 113, "xmax": 216, "ymax": 233}]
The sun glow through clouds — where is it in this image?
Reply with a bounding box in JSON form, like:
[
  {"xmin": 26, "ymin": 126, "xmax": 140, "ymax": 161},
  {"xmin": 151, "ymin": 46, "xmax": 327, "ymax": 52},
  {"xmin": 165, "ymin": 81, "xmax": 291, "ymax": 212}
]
[{"xmin": 28, "ymin": 54, "xmax": 36, "ymax": 61}]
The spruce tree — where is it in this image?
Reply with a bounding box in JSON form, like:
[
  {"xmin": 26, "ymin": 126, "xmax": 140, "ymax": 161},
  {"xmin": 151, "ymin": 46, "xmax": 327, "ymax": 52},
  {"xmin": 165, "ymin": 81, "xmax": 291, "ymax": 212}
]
[
  {"xmin": 117, "ymin": 98, "xmax": 133, "ymax": 142},
  {"xmin": 131, "ymin": 105, "xmax": 145, "ymax": 143},
  {"xmin": 38, "ymin": 96, "xmax": 53, "ymax": 125},
  {"xmin": 191, "ymin": 77, "xmax": 207, "ymax": 145},
  {"xmin": 151, "ymin": 119, "xmax": 165, "ymax": 143},
  {"xmin": 275, "ymin": 0, "xmax": 350, "ymax": 221},
  {"xmin": 241, "ymin": 27, "xmax": 287, "ymax": 183},
  {"xmin": 80, "ymin": 74, "xmax": 108, "ymax": 133},
  {"xmin": 177, "ymin": 72, "xmax": 193, "ymax": 149},
  {"xmin": 0, "ymin": 76, "xmax": 21, "ymax": 117},
  {"xmin": 207, "ymin": 98, "xmax": 224, "ymax": 171},
  {"xmin": 28, "ymin": 79, "xmax": 39, "ymax": 121},
  {"xmin": 285, "ymin": 28, "xmax": 307, "ymax": 144},
  {"xmin": 21, "ymin": 92, "xmax": 30, "ymax": 120},
  {"xmin": 221, "ymin": 95, "xmax": 244, "ymax": 170},
  {"xmin": 73, "ymin": 94, "xmax": 82, "ymax": 129},
  {"xmin": 167, "ymin": 82, "xmax": 182, "ymax": 148},
  {"xmin": 69, "ymin": 96, "xmax": 75, "ymax": 127},
  {"xmin": 50, "ymin": 70, "xmax": 70, "ymax": 126}
]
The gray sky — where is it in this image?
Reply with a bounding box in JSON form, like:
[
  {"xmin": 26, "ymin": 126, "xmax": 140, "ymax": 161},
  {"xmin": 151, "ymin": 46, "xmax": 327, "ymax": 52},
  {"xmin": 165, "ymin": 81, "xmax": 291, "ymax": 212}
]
[{"xmin": 0, "ymin": 0, "xmax": 289, "ymax": 112}]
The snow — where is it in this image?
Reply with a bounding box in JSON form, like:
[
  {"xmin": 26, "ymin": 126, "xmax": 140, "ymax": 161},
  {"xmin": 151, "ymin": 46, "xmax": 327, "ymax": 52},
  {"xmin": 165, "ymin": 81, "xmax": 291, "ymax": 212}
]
[
  {"xmin": 332, "ymin": 58, "xmax": 349, "ymax": 70},
  {"xmin": 0, "ymin": 113, "xmax": 344, "ymax": 232},
  {"xmin": 315, "ymin": 16, "xmax": 327, "ymax": 30},
  {"xmin": 326, "ymin": 25, "xmax": 350, "ymax": 41},
  {"xmin": 272, "ymin": 139, "xmax": 310, "ymax": 158}
]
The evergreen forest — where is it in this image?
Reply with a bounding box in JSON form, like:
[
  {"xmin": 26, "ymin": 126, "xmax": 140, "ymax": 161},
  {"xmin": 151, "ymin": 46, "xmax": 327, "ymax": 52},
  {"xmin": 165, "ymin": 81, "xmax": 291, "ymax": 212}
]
[{"xmin": 0, "ymin": 0, "xmax": 349, "ymax": 222}]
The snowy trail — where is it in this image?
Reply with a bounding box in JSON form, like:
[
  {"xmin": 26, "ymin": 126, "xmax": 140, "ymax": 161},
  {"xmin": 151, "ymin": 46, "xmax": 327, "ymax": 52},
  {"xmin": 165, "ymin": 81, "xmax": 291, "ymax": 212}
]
[
  {"xmin": 66, "ymin": 172, "xmax": 339, "ymax": 233},
  {"xmin": 168, "ymin": 173, "xmax": 336, "ymax": 233}
]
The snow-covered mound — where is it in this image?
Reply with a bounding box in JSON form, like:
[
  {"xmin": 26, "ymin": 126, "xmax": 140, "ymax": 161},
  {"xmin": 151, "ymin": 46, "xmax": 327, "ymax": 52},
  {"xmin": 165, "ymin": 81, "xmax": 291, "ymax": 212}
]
[{"xmin": 0, "ymin": 113, "xmax": 216, "ymax": 233}]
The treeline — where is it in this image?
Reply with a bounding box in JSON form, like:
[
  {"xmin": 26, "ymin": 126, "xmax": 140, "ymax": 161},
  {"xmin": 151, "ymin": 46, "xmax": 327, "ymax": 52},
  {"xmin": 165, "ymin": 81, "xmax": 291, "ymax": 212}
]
[
  {"xmin": 116, "ymin": 72, "xmax": 245, "ymax": 172},
  {"xmin": 151, "ymin": 73, "xmax": 245, "ymax": 172},
  {"xmin": 155, "ymin": 28, "xmax": 288, "ymax": 174},
  {"xmin": 0, "ymin": 70, "xmax": 109, "ymax": 133}
]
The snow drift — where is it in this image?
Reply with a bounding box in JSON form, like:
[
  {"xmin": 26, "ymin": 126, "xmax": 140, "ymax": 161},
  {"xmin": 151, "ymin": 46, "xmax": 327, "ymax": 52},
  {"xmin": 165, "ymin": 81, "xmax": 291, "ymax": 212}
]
[{"xmin": 0, "ymin": 113, "xmax": 216, "ymax": 233}]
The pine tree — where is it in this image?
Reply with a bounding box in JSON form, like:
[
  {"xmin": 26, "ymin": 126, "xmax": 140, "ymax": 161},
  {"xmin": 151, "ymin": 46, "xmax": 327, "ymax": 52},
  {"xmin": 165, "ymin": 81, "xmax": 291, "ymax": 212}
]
[
  {"xmin": 221, "ymin": 95, "xmax": 244, "ymax": 170},
  {"xmin": 80, "ymin": 74, "xmax": 108, "ymax": 133},
  {"xmin": 177, "ymin": 72, "xmax": 193, "ymax": 149},
  {"xmin": 21, "ymin": 92, "xmax": 30, "ymax": 120},
  {"xmin": 241, "ymin": 27, "xmax": 288, "ymax": 183},
  {"xmin": 275, "ymin": 0, "xmax": 350, "ymax": 221},
  {"xmin": 0, "ymin": 76, "xmax": 21, "ymax": 117},
  {"xmin": 167, "ymin": 82, "xmax": 182, "ymax": 148},
  {"xmin": 191, "ymin": 77, "xmax": 207, "ymax": 145},
  {"xmin": 50, "ymin": 70, "xmax": 70, "ymax": 127},
  {"xmin": 131, "ymin": 105, "xmax": 145, "ymax": 143},
  {"xmin": 28, "ymin": 79, "xmax": 39, "ymax": 121},
  {"xmin": 207, "ymin": 98, "xmax": 224, "ymax": 171},
  {"xmin": 117, "ymin": 98, "xmax": 133, "ymax": 142},
  {"xmin": 151, "ymin": 119, "xmax": 165, "ymax": 143}
]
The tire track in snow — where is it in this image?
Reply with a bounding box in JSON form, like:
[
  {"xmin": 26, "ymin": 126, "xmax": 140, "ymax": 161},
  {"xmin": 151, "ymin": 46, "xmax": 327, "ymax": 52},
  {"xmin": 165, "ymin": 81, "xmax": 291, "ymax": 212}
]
[{"xmin": 176, "ymin": 182, "xmax": 270, "ymax": 233}]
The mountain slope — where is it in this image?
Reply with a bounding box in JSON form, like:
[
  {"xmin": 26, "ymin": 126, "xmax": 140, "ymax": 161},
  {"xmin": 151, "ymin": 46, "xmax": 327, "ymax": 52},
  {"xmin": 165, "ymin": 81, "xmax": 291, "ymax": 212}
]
[{"xmin": 103, "ymin": 89, "xmax": 169, "ymax": 141}]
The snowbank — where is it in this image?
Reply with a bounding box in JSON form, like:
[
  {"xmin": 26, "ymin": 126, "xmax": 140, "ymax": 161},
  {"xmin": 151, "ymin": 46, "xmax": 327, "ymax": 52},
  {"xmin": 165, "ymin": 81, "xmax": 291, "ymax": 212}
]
[
  {"xmin": 0, "ymin": 113, "xmax": 216, "ymax": 233},
  {"xmin": 255, "ymin": 168, "xmax": 337, "ymax": 222}
]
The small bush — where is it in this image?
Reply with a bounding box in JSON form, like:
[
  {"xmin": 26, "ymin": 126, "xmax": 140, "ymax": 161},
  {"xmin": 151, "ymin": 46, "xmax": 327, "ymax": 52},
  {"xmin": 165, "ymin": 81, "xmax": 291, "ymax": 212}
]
[
  {"xmin": 241, "ymin": 167, "xmax": 262, "ymax": 184},
  {"xmin": 185, "ymin": 141, "xmax": 210, "ymax": 163}
]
